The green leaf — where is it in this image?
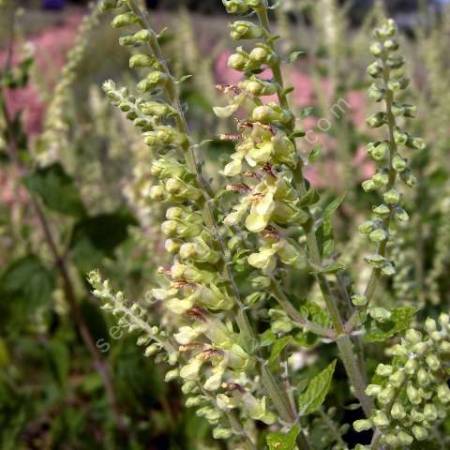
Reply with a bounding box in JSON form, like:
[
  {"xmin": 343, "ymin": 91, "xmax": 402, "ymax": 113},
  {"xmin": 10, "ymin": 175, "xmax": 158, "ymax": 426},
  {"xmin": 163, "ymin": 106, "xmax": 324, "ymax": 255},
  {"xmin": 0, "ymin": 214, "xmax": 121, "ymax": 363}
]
[
  {"xmin": 298, "ymin": 188, "xmax": 320, "ymax": 207},
  {"xmin": 366, "ymin": 307, "xmax": 416, "ymax": 342},
  {"xmin": 268, "ymin": 336, "xmax": 293, "ymax": 370},
  {"xmin": 267, "ymin": 425, "xmax": 300, "ymax": 450},
  {"xmin": 70, "ymin": 211, "xmax": 136, "ymax": 273},
  {"xmin": 24, "ymin": 163, "xmax": 86, "ymax": 217},
  {"xmin": 288, "ymin": 50, "xmax": 306, "ymax": 63},
  {"xmin": 323, "ymin": 194, "xmax": 347, "ymax": 220},
  {"xmin": 308, "ymin": 146, "xmax": 321, "ymax": 164},
  {"xmin": 298, "ymin": 360, "xmax": 336, "ymax": 415},
  {"xmin": 0, "ymin": 255, "xmax": 55, "ymax": 307}
]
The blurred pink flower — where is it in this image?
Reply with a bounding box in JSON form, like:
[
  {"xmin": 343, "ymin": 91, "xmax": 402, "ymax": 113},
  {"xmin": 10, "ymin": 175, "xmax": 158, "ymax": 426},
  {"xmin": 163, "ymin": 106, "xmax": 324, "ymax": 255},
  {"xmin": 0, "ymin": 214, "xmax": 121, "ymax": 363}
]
[{"xmin": 0, "ymin": 9, "xmax": 83, "ymax": 136}]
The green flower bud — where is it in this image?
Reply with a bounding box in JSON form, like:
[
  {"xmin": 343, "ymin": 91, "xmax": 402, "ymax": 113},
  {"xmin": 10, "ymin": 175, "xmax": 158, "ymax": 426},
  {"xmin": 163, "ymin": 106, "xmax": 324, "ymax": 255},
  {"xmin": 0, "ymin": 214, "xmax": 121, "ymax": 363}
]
[
  {"xmin": 368, "ymin": 141, "xmax": 388, "ymax": 160},
  {"xmin": 372, "ymin": 411, "xmax": 389, "ymax": 428},
  {"xmin": 249, "ymin": 45, "xmax": 273, "ymax": 65},
  {"xmin": 368, "ymin": 83, "xmax": 385, "ymax": 102},
  {"xmin": 383, "ymin": 189, "xmax": 401, "ymax": 205},
  {"xmin": 425, "ymin": 318, "xmax": 437, "ymax": 333},
  {"xmin": 370, "ymin": 307, "xmax": 392, "ymax": 323},
  {"xmin": 99, "ymin": 0, "xmax": 118, "ymax": 12},
  {"xmin": 404, "ymin": 358, "xmax": 418, "ymax": 374},
  {"xmin": 369, "ymin": 42, "xmax": 384, "ymax": 57},
  {"xmin": 388, "ymin": 77, "xmax": 410, "ymax": 91},
  {"xmin": 161, "ymin": 220, "xmax": 178, "ymax": 237},
  {"xmin": 111, "ymin": 12, "xmax": 140, "ymax": 28},
  {"xmin": 405, "ymin": 329, "xmax": 423, "ymax": 344},
  {"xmin": 351, "ymin": 295, "xmax": 368, "ymax": 306},
  {"xmin": 391, "ymin": 402, "xmax": 406, "ymax": 420},
  {"xmin": 240, "ymin": 78, "xmax": 277, "ymax": 96},
  {"xmin": 440, "ymin": 341, "xmax": 450, "ymax": 352},
  {"xmin": 372, "ymin": 170, "xmax": 389, "ymax": 187},
  {"xmin": 228, "ymin": 52, "xmax": 248, "ymax": 71},
  {"xmin": 140, "ymin": 100, "xmax": 172, "ymax": 117},
  {"xmin": 365, "ymin": 384, "xmax": 382, "ymax": 396},
  {"xmin": 165, "ymin": 239, "xmax": 180, "ymax": 254},
  {"xmin": 384, "ymin": 39, "xmax": 399, "ymax": 51},
  {"xmin": 378, "ymin": 385, "xmax": 395, "ymax": 405},
  {"xmin": 366, "ymin": 112, "xmax": 387, "ymax": 128},
  {"xmin": 383, "ymin": 434, "xmax": 399, "ymax": 447},
  {"xmin": 367, "ymin": 61, "xmax": 383, "ymax": 78},
  {"xmin": 394, "ymin": 127, "xmax": 409, "ymax": 145},
  {"xmin": 400, "ymin": 170, "xmax": 417, "ymax": 187},
  {"xmin": 412, "ymin": 425, "xmax": 428, "ymax": 441},
  {"xmin": 165, "ymin": 369, "xmax": 179, "ymax": 382},
  {"xmin": 389, "ymin": 370, "xmax": 405, "ymax": 388},
  {"xmin": 213, "ymin": 428, "xmax": 233, "ymax": 440},
  {"xmin": 406, "ymin": 383, "xmax": 422, "ymax": 405},
  {"xmin": 359, "ymin": 220, "xmax": 375, "ymax": 234},
  {"xmin": 185, "ymin": 396, "xmax": 204, "ymax": 407},
  {"xmin": 381, "ymin": 262, "xmax": 396, "ymax": 276},
  {"xmin": 365, "ymin": 254, "xmax": 387, "ymax": 268},
  {"xmin": 373, "ymin": 204, "xmax": 390, "ymax": 217},
  {"xmin": 412, "ymin": 341, "xmax": 429, "ymax": 355},
  {"xmin": 362, "ymin": 179, "xmax": 376, "ymax": 192},
  {"xmin": 392, "ymin": 103, "xmax": 416, "ymax": 118},
  {"xmin": 150, "ymin": 185, "xmax": 166, "ymax": 201},
  {"xmin": 392, "ymin": 155, "xmax": 407, "ymax": 172},
  {"xmin": 386, "ymin": 55, "xmax": 405, "ymax": 69},
  {"xmin": 230, "ymin": 20, "xmax": 263, "ymax": 40},
  {"xmin": 369, "ymin": 228, "xmax": 388, "ymax": 243},
  {"xmin": 397, "ymin": 431, "xmax": 413, "ymax": 446},
  {"xmin": 425, "ymin": 354, "xmax": 440, "ymax": 371},
  {"xmin": 137, "ymin": 71, "xmax": 169, "ymax": 92},
  {"xmin": 252, "ymin": 104, "xmax": 292, "ymax": 125},
  {"xmin": 424, "ymin": 403, "xmax": 438, "ymax": 421},
  {"xmin": 144, "ymin": 343, "xmax": 160, "ymax": 357},
  {"xmin": 410, "ymin": 408, "xmax": 425, "ymax": 422},
  {"xmin": 353, "ymin": 419, "xmax": 373, "ymax": 432},
  {"xmin": 439, "ymin": 313, "xmax": 449, "ymax": 328},
  {"xmin": 129, "ymin": 54, "xmax": 157, "ymax": 69},
  {"xmin": 408, "ymin": 137, "xmax": 426, "ymax": 151},
  {"xmin": 374, "ymin": 19, "xmax": 397, "ymax": 39}
]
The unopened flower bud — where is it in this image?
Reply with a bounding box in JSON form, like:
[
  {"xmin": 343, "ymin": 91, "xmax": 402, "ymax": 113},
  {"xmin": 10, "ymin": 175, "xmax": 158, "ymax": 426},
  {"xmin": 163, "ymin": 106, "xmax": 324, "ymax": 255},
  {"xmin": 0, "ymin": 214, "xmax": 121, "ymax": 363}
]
[
  {"xmin": 412, "ymin": 425, "xmax": 428, "ymax": 441},
  {"xmin": 383, "ymin": 189, "xmax": 401, "ymax": 205},
  {"xmin": 397, "ymin": 431, "xmax": 413, "ymax": 446},
  {"xmin": 370, "ymin": 42, "xmax": 383, "ymax": 57},
  {"xmin": 370, "ymin": 307, "xmax": 392, "ymax": 323},
  {"xmin": 372, "ymin": 411, "xmax": 389, "ymax": 428},
  {"xmin": 406, "ymin": 383, "xmax": 421, "ymax": 405},
  {"xmin": 351, "ymin": 295, "xmax": 368, "ymax": 306},
  {"xmin": 230, "ymin": 20, "xmax": 263, "ymax": 40},
  {"xmin": 392, "ymin": 155, "xmax": 407, "ymax": 172},
  {"xmin": 366, "ymin": 112, "xmax": 386, "ymax": 128},
  {"xmin": 391, "ymin": 402, "xmax": 406, "ymax": 420},
  {"xmin": 425, "ymin": 354, "xmax": 440, "ymax": 371},
  {"xmin": 424, "ymin": 403, "xmax": 438, "ymax": 421},
  {"xmin": 353, "ymin": 419, "xmax": 373, "ymax": 432}
]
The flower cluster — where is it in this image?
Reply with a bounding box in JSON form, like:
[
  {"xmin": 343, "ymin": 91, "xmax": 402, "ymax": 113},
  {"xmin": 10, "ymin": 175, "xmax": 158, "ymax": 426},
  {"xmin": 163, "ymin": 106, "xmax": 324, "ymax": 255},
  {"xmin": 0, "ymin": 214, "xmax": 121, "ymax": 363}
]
[
  {"xmin": 94, "ymin": 1, "xmax": 292, "ymax": 446},
  {"xmin": 358, "ymin": 19, "xmax": 425, "ymax": 281},
  {"xmin": 35, "ymin": 2, "xmax": 102, "ymax": 166},
  {"xmin": 354, "ymin": 315, "xmax": 450, "ymax": 448},
  {"xmin": 217, "ymin": 5, "xmax": 309, "ymax": 278}
]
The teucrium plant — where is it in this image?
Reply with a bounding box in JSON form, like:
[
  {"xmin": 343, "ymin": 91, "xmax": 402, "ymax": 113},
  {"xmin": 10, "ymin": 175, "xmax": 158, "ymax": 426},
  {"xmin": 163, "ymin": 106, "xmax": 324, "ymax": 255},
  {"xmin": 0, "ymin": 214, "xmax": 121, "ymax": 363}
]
[{"xmin": 89, "ymin": 1, "xmax": 448, "ymax": 448}]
